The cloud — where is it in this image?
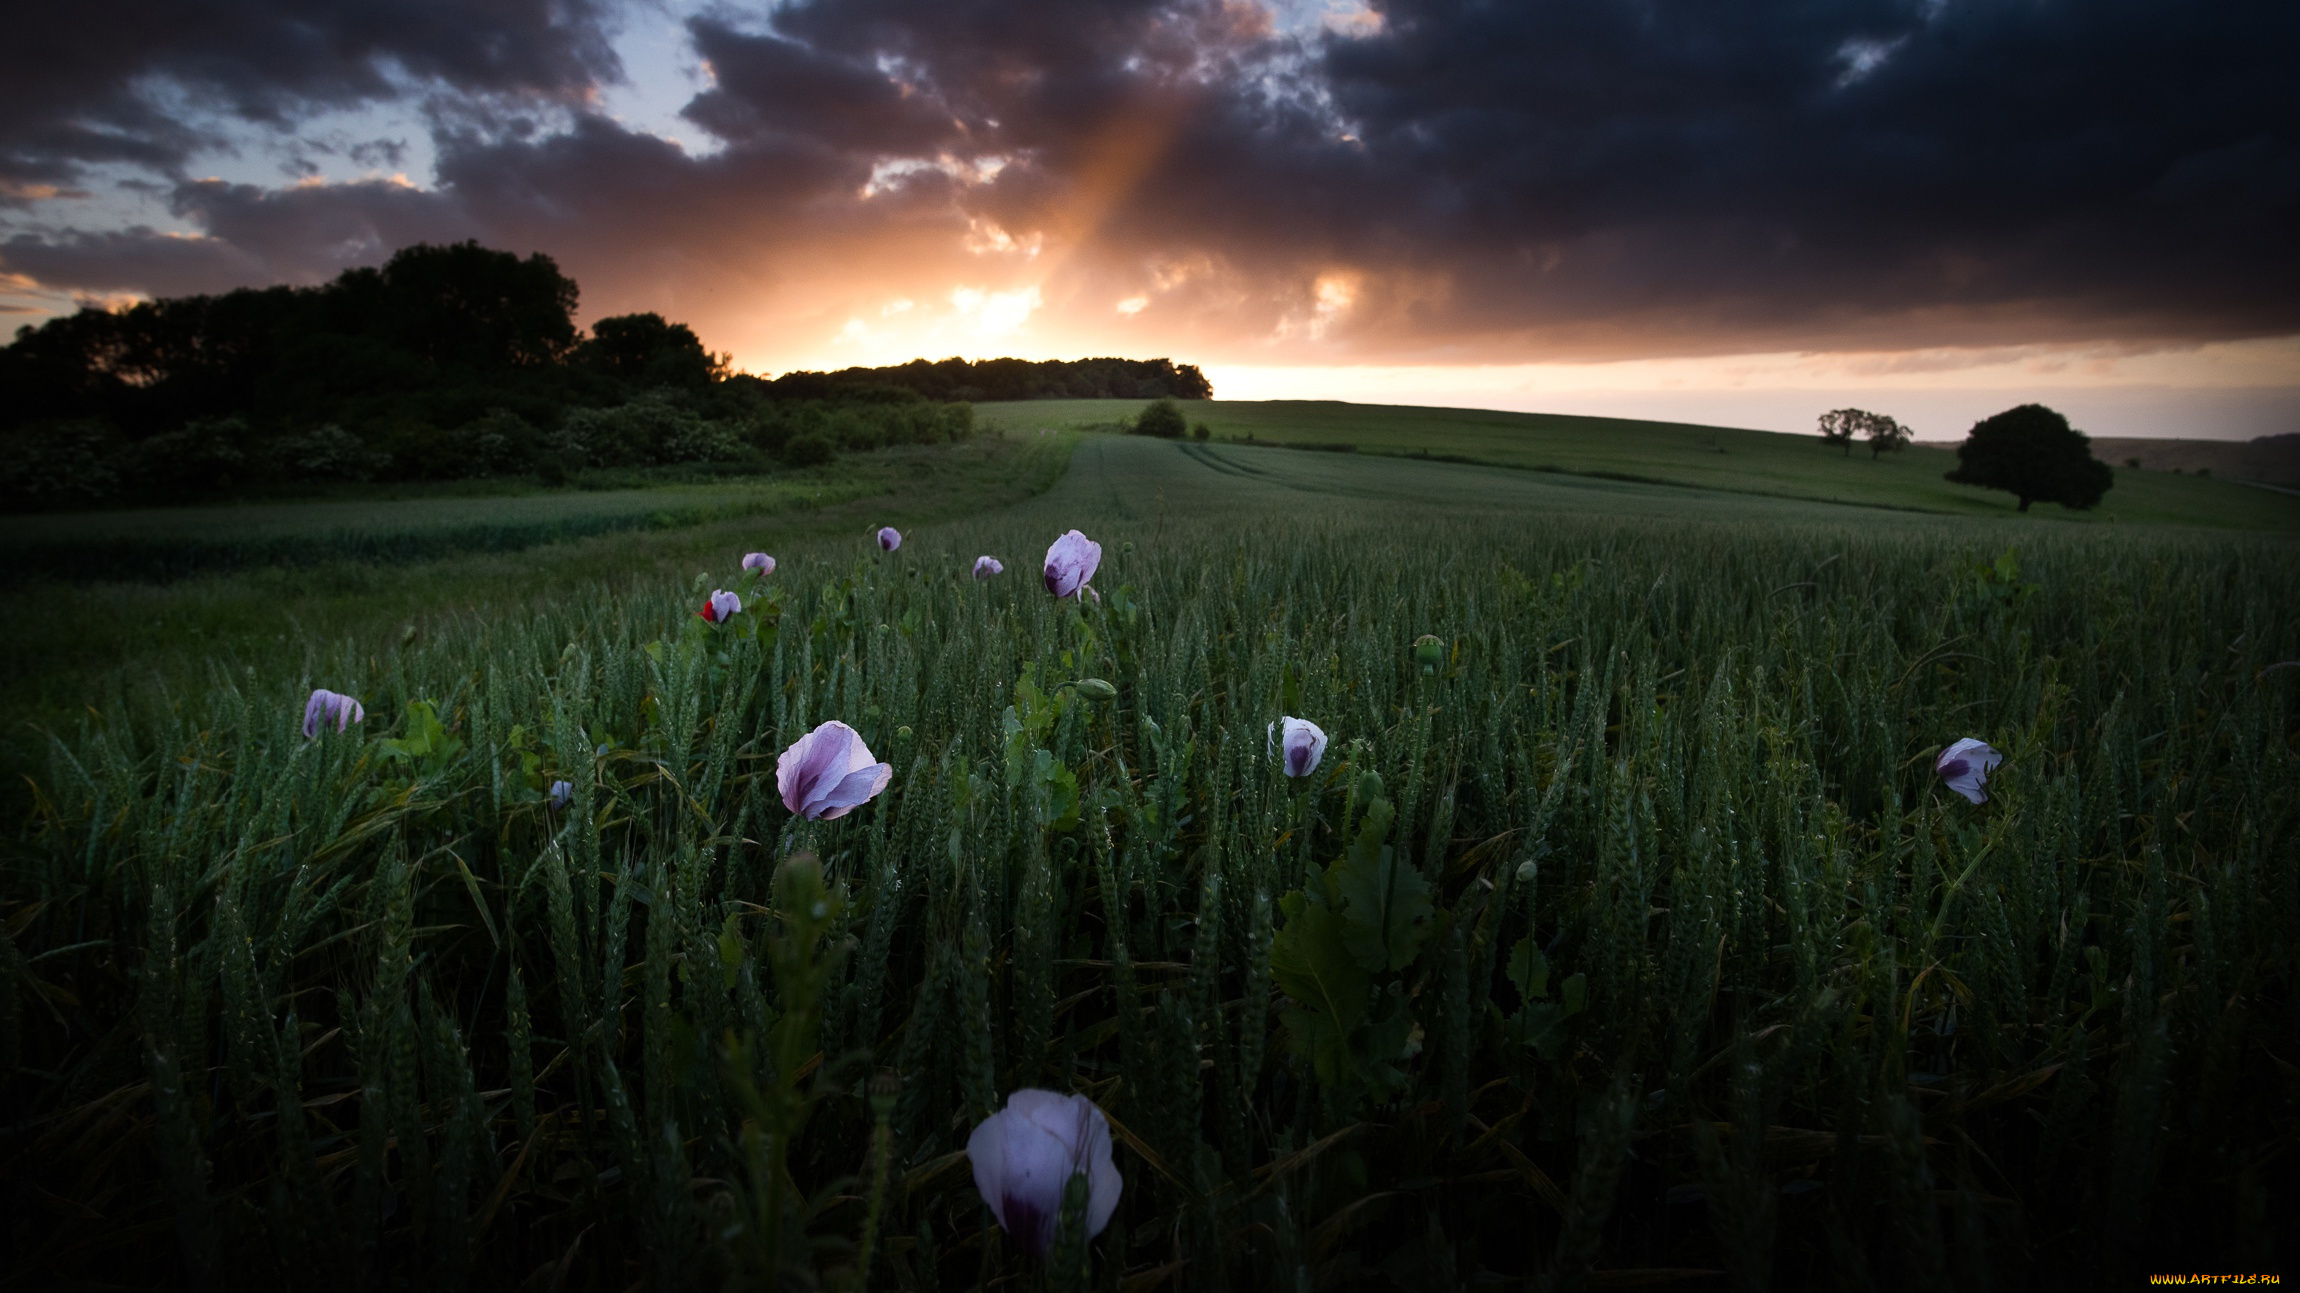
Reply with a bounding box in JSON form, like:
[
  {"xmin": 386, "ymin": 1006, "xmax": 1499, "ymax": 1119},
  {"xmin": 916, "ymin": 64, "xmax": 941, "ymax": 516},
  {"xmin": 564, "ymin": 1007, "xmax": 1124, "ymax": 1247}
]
[
  {"xmin": 0, "ymin": 228, "xmax": 264, "ymax": 298},
  {"xmin": 0, "ymin": 0, "xmax": 621, "ymax": 186},
  {"xmin": 1, "ymin": 0, "xmax": 2294, "ymax": 370}
]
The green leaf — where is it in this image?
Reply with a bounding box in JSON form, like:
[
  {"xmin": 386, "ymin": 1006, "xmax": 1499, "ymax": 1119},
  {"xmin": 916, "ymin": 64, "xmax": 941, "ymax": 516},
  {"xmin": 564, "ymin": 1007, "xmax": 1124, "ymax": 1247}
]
[
  {"xmin": 1270, "ymin": 888, "xmax": 1371, "ymax": 1083},
  {"xmin": 1331, "ymin": 799, "xmax": 1430, "ymax": 973},
  {"xmin": 1030, "ymin": 749, "xmax": 1081, "ymax": 831},
  {"xmin": 1357, "ymin": 982, "xmax": 1416, "ymax": 1091},
  {"xmin": 376, "ymin": 699, "xmax": 462, "ymax": 774},
  {"xmin": 718, "ymin": 913, "xmax": 748, "ymax": 991},
  {"xmin": 1560, "ymin": 971, "xmax": 1587, "ymax": 1015},
  {"xmin": 1506, "ymin": 936, "xmax": 1549, "ymax": 1002},
  {"xmin": 1519, "ymin": 971, "xmax": 1588, "ymax": 1061}
]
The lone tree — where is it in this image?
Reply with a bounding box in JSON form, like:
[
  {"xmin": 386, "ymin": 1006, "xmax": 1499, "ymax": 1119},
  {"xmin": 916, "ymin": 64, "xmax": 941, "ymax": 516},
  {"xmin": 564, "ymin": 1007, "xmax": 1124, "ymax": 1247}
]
[
  {"xmin": 1817, "ymin": 407, "xmax": 1907, "ymax": 457},
  {"xmin": 1945, "ymin": 403, "xmax": 2114, "ymax": 512}
]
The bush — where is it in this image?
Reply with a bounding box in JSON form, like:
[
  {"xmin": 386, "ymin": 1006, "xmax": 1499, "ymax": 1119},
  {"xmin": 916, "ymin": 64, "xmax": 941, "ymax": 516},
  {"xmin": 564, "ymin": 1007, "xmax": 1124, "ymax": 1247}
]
[
  {"xmin": 1193, "ymin": 421, "xmax": 1211, "ymax": 440},
  {"xmin": 132, "ymin": 416, "xmax": 254, "ymax": 499},
  {"xmin": 0, "ymin": 419, "xmax": 126, "ymax": 508},
  {"xmin": 782, "ymin": 431, "xmax": 835, "ymax": 466},
  {"xmin": 1134, "ymin": 397, "xmax": 1187, "ymax": 439},
  {"xmin": 451, "ymin": 408, "xmax": 542, "ymax": 477},
  {"xmin": 270, "ymin": 424, "xmax": 391, "ymax": 482},
  {"xmin": 534, "ymin": 430, "xmax": 588, "ymax": 484},
  {"xmin": 659, "ymin": 415, "xmax": 746, "ymax": 464},
  {"xmin": 555, "ymin": 389, "xmax": 746, "ymax": 467},
  {"xmin": 376, "ymin": 417, "xmax": 467, "ymax": 481}
]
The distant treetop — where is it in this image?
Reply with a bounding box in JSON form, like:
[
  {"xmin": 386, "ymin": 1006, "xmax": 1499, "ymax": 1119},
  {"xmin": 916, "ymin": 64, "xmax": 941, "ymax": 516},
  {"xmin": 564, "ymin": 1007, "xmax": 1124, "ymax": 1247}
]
[{"xmin": 759, "ymin": 355, "xmax": 1212, "ymax": 403}]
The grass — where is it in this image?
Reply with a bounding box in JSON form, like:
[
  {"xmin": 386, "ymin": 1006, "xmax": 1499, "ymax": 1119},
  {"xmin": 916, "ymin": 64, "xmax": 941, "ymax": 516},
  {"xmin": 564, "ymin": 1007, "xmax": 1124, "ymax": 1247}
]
[
  {"xmin": 0, "ymin": 436, "xmax": 1074, "ymax": 799},
  {"xmin": 977, "ymin": 398, "xmax": 2300, "ymax": 530},
  {"xmin": 2, "ymin": 425, "xmax": 2295, "ymax": 1289},
  {"xmin": 0, "ymin": 468, "xmax": 876, "ymax": 584}
]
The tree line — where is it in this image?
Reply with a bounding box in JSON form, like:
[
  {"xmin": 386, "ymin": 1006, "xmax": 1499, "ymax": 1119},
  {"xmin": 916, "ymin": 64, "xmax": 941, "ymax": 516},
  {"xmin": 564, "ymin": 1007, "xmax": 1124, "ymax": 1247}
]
[
  {"xmin": 0, "ymin": 241, "xmax": 1206, "ymax": 509},
  {"xmin": 777, "ymin": 355, "xmax": 1211, "ymax": 404}
]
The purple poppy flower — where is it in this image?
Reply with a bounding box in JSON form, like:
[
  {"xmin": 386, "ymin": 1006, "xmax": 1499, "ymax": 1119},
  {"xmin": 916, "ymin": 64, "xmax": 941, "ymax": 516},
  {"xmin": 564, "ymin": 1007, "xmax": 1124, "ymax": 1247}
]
[
  {"xmin": 1935, "ymin": 738, "xmax": 2004, "ymax": 805},
  {"xmin": 698, "ymin": 589, "xmax": 741, "ymax": 623},
  {"xmin": 967, "ymin": 1089, "xmax": 1123, "ymax": 1258},
  {"xmin": 776, "ymin": 720, "xmax": 893, "ymax": 821},
  {"xmin": 878, "ymin": 527, "xmax": 902, "ymax": 552},
  {"xmin": 548, "ymin": 780, "xmax": 574, "ymax": 810},
  {"xmin": 1043, "ymin": 530, "xmax": 1101, "ymax": 599},
  {"xmin": 302, "ymin": 689, "xmax": 365, "ymax": 739},
  {"xmin": 1265, "ymin": 716, "xmax": 1328, "ymax": 778},
  {"xmin": 974, "ymin": 555, "xmax": 1005, "ymax": 579},
  {"xmin": 742, "ymin": 552, "xmax": 776, "ymax": 578}
]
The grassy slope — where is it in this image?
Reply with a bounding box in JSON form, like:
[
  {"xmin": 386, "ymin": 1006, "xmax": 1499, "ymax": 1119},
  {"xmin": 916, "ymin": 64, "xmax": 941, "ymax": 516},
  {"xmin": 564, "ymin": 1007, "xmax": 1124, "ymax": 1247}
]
[
  {"xmin": 2090, "ymin": 435, "xmax": 2300, "ymax": 488},
  {"xmin": 9, "ymin": 409, "xmax": 2289, "ymax": 791},
  {"xmin": 977, "ymin": 398, "xmax": 2300, "ymax": 530},
  {"xmin": 0, "ymin": 477, "xmax": 850, "ymax": 549},
  {"xmin": 0, "ymin": 435, "xmax": 1074, "ymax": 788}
]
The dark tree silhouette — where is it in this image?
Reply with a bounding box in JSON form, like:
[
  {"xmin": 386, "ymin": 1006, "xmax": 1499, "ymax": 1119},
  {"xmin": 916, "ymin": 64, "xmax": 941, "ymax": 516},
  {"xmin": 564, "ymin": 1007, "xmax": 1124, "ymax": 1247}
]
[
  {"xmin": 577, "ymin": 313, "xmax": 724, "ymax": 389},
  {"xmin": 764, "ymin": 355, "xmax": 1212, "ymax": 402},
  {"xmin": 1816, "ymin": 407, "xmax": 1909, "ymax": 458},
  {"xmin": 1945, "ymin": 404, "xmax": 2114, "ymax": 512},
  {"xmin": 1867, "ymin": 413, "xmax": 1912, "ymax": 458},
  {"xmin": 1817, "ymin": 407, "xmax": 1863, "ymax": 455},
  {"xmin": 367, "ymin": 241, "xmax": 580, "ymax": 370}
]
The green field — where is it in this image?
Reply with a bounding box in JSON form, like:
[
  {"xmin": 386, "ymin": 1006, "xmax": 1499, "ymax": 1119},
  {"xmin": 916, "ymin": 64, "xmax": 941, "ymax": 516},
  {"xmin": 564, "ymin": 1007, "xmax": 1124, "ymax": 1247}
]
[
  {"xmin": 979, "ymin": 398, "xmax": 2300, "ymax": 529},
  {"xmin": 0, "ymin": 437, "xmax": 1073, "ymax": 788},
  {"xmin": 3, "ymin": 421, "xmax": 2294, "ymax": 1288},
  {"xmin": 0, "ymin": 465, "xmax": 883, "ymax": 583}
]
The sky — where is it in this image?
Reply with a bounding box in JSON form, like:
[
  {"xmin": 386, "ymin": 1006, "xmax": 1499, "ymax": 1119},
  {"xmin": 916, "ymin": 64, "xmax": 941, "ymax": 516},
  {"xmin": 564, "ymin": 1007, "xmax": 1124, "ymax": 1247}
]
[{"xmin": 2, "ymin": 0, "xmax": 2295, "ymax": 440}]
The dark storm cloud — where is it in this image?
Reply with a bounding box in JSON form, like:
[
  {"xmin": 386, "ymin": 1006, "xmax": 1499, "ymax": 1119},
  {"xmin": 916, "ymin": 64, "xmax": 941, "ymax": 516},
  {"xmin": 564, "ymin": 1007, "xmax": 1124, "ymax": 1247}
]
[
  {"xmin": 1257, "ymin": 0, "xmax": 2300, "ymax": 349},
  {"xmin": 0, "ymin": 227, "xmax": 266, "ymax": 297},
  {"xmin": 681, "ymin": 21, "xmax": 954, "ymax": 154},
  {"xmin": 3, "ymin": 0, "xmax": 2295, "ymax": 357},
  {"xmin": 0, "ymin": 0, "xmax": 621, "ymax": 186}
]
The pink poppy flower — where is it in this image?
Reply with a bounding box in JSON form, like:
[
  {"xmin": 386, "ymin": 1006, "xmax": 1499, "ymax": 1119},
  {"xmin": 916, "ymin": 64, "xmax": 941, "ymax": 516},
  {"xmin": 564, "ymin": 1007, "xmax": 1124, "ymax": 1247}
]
[
  {"xmin": 974, "ymin": 555, "xmax": 1005, "ymax": 579},
  {"xmin": 1042, "ymin": 530, "xmax": 1101, "ymax": 599},
  {"xmin": 1935, "ymin": 738, "xmax": 2004, "ymax": 805},
  {"xmin": 967, "ymin": 1089, "xmax": 1123, "ymax": 1258},
  {"xmin": 699, "ymin": 589, "xmax": 741, "ymax": 623},
  {"xmin": 742, "ymin": 552, "xmax": 776, "ymax": 577},
  {"xmin": 878, "ymin": 527, "xmax": 902, "ymax": 552},
  {"xmin": 776, "ymin": 719, "xmax": 893, "ymax": 820},
  {"xmin": 1265, "ymin": 716, "xmax": 1329, "ymax": 778},
  {"xmin": 303, "ymin": 689, "xmax": 365, "ymax": 738}
]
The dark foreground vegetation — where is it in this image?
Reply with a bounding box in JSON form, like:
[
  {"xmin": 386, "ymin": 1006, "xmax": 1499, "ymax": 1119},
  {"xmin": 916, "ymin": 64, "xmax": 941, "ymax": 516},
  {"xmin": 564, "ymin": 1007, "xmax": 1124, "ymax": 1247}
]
[
  {"xmin": 0, "ymin": 240, "xmax": 1206, "ymax": 511},
  {"xmin": 2, "ymin": 490, "xmax": 2291, "ymax": 1289}
]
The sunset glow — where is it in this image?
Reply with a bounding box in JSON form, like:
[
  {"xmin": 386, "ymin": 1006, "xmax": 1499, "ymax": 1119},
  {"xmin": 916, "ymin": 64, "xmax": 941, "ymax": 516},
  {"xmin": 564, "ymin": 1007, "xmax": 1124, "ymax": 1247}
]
[{"xmin": 2, "ymin": 0, "xmax": 2292, "ymax": 436}]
